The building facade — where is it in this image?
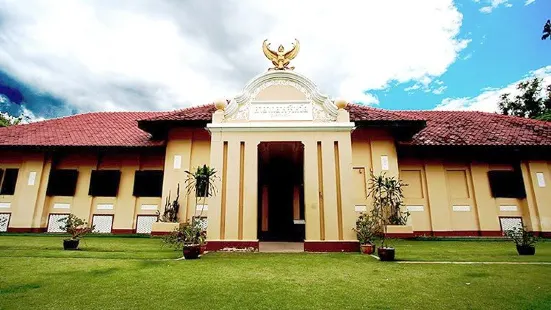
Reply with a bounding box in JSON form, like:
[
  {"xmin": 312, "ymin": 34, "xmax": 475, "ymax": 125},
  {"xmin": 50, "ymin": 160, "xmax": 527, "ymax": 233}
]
[{"xmin": 1, "ymin": 69, "xmax": 551, "ymax": 251}]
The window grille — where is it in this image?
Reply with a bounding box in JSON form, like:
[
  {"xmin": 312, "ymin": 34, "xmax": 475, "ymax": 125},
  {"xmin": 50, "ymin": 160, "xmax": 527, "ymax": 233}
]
[
  {"xmin": 136, "ymin": 215, "xmax": 157, "ymax": 234},
  {"xmin": 47, "ymin": 214, "xmax": 68, "ymax": 233},
  {"xmin": 92, "ymin": 215, "xmax": 113, "ymax": 233},
  {"xmin": 500, "ymin": 217, "xmax": 523, "ymax": 233},
  {"xmin": 0, "ymin": 213, "xmax": 10, "ymax": 232}
]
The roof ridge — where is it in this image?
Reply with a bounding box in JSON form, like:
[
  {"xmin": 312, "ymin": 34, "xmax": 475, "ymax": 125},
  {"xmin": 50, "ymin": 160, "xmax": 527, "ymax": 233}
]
[
  {"xmin": 400, "ymin": 110, "xmax": 551, "ymax": 125},
  {"xmin": 0, "ymin": 110, "xmax": 167, "ymax": 130}
]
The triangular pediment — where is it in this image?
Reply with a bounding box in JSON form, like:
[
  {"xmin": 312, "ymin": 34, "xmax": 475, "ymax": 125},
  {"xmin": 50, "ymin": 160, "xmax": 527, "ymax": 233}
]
[{"xmin": 224, "ymin": 71, "xmax": 338, "ymax": 122}]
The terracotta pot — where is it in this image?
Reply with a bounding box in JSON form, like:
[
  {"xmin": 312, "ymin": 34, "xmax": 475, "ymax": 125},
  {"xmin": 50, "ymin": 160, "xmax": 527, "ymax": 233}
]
[
  {"xmin": 200, "ymin": 243, "xmax": 207, "ymax": 255},
  {"xmin": 63, "ymin": 239, "xmax": 79, "ymax": 250},
  {"xmin": 516, "ymin": 245, "xmax": 535, "ymax": 255},
  {"xmin": 377, "ymin": 247, "xmax": 395, "ymax": 261},
  {"xmin": 360, "ymin": 244, "xmax": 375, "ymax": 255},
  {"xmin": 183, "ymin": 244, "xmax": 201, "ymax": 259}
]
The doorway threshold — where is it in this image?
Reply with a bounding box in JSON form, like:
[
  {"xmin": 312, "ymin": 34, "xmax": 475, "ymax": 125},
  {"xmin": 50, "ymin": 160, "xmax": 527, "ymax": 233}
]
[{"xmin": 259, "ymin": 242, "xmax": 304, "ymax": 253}]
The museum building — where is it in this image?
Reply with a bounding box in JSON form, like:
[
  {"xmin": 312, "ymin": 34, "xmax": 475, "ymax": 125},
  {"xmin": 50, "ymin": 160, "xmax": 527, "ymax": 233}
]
[{"xmin": 1, "ymin": 44, "xmax": 551, "ymax": 251}]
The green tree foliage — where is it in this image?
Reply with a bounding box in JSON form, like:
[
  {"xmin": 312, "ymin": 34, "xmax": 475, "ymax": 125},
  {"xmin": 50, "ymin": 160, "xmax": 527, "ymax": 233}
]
[
  {"xmin": 498, "ymin": 78, "xmax": 551, "ymax": 121},
  {"xmin": 542, "ymin": 20, "xmax": 551, "ymax": 41},
  {"xmin": 0, "ymin": 113, "xmax": 22, "ymax": 127}
]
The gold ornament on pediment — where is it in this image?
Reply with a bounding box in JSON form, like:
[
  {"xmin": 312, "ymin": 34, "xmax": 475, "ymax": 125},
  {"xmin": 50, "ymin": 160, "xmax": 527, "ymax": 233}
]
[{"xmin": 262, "ymin": 39, "xmax": 300, "ymax": 70}]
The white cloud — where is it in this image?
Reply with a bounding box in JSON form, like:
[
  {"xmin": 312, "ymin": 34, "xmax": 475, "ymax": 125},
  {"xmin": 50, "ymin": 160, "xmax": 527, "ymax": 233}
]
[
  {"xmin": 432, "ymin": 85, "xmax": 447, "ymax": 95},
  {"xmin": 435, "ymin": 65, "xmax": 551, "ymax": 112},
  {"xmin": 476, "ymin": 0, "xmax": 533, "ymax": 13},
  {"xmin": 0, "ymin": 0, "xmax": 468, "ymax": 116},
  {"xmin": 404, "ymin": 79, "xmax": 447, "ymax": 95}
]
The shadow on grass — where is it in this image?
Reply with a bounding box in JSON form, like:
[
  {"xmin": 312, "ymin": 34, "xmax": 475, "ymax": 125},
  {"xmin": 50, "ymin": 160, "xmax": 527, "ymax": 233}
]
[
  {"xmin": 463, "ymin": 272, "xmax": 491, "ymax": 278},
  {"xmin": 88, "ymin": 267, "xmax": 121, "ymax": 276},
  {"xmin": 0, "ymin": 283, "xmax": 41, "ymax": 295}
]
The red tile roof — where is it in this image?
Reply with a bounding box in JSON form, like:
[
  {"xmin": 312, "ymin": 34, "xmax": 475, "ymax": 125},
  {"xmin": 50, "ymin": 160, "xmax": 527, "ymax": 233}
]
[
  {"xmin": 138, "ymin": 104, "xmax": 217, "ymax": 122},
  {"xmin": 0, "ymin": 112, "xmax": 167, "ymax": 148},
  {"xmin": 1, "ymin": 104, "xmax": 550, "ymax": 148},
  {"xmin": 398, "ymin": 110, "xmax": 551, "ymax": 146},
  {"xmin": 137, "ymin": 103, "xmax": 423, "ymax": 123},
  {"xmin": 346, "ymin": 104, "xmax": 424, "ymax": 121}
]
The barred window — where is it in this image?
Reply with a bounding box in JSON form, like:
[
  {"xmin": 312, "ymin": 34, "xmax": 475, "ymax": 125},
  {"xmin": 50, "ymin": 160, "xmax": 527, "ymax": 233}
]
[
  {"xmin": 488, "ymin": 170, "xmax": 526, "ymax": 199},
  {"xmin": 0, "ymin": 168, "xmax": 19, "ymax": 195},
  {"xmin": 133, "ymin": 170, "xmax": 163, "ymax": 197},
  {"xmin": 47, "ymin": 170, "xmax": 79, "ymax": 196},
  {"xmin": 89, "ymin": 170, "xmax": 121, "ymax": 197}
]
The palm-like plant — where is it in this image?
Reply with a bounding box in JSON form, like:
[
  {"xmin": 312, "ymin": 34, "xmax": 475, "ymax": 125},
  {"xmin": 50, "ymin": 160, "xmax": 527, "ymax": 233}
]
[
  {"xmin": 184, "ymin": 165, "xmax": 218, "ymax": 219},
  {"xmin": 367, "ymin": 171, "xmax": 409, "ymax": 248},
  {"xmin": 542, "ymin": 20, "xmax": 551, "ymax": 40}
]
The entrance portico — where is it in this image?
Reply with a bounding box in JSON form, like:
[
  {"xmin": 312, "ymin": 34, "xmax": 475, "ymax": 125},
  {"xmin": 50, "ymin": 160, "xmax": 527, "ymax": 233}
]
[{"xmin": 205, "ymin": 70, "xmax": 359, "ymax": 251}]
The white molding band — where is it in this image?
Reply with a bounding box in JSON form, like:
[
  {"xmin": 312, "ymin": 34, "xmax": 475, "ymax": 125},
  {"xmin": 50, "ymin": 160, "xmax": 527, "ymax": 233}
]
[
  {"xmin": 380, "ymin": 155, "xmax": 389, "ymax": 171},
  {"xmin": 97, "ymin": 204, "xmax": 114, "ymax": 210},
  {"xmin": 500, "ymin": 205, "xmax": 518, "ymax": 212},
  {"xmin": 141, "ymin": 204, "xmax": 158, "ymax": 210},
  {"xmin": 452, "ymin": 205, "xmax": 471, "ymax": 212},
  {"xmin": 0, "ymin": 202, "xmax": 10, "ymax": 209},
  {"xmin": 28, "ymin": 171, "xmax": 37, "ymax": 186},
  {"xmin": 406, "ymin": 205, "xmax": 424, "ymax": 212},
  {"xmin": 536, "ymin": 172, "xmax": 546, "ymax": 187},
  {"xmin": 196, "ymin": 204, "xmax": 208, "ymax": 211},
  {"xmin": 207, "ymin": 121, "xmax": 355, "ymax": 132},
  {"xmin": 53, "ymin": 203, "xmax": 70, "ymax": 209},
  {"xmin": 173, "ymin": 155, "xmax": 182, "ymax": 169}
]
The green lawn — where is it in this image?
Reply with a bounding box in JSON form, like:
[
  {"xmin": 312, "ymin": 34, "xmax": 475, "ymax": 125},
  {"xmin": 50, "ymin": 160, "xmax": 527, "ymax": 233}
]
[{"xmin": 1, "ymin": 235, "xmax": 551, "ymax": 310}]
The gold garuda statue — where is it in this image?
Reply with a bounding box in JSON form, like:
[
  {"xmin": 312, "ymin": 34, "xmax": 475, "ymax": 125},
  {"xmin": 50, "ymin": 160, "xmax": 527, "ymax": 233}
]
[{"xmin": 262, "ymin": 39, "xmax": 300, "ymax": 70}]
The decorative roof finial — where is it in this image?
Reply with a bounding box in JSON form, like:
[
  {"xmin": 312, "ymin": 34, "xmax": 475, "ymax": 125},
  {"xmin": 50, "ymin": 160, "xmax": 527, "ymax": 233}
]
[{"xmin": 262, "ymin": 39, "xmax": 300, "ymax": 71}]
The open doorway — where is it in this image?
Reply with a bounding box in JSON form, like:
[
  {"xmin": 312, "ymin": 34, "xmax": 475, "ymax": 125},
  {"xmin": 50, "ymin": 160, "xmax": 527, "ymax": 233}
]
[{"xmin": 257, "ymin": 142, "xmax": 305, "ymax": 242}]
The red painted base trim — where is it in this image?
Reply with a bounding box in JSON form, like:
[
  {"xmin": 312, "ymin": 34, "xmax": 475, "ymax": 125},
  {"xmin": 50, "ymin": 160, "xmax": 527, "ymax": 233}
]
[
  {"xmin": 385, "ymin": 233, "xmax": 413, "ymax": 238},
  {"xmin": 535, "ymin": 232, "xmax": 551, "ymax": 238},
  {"xmin": 304, "ymin": 241, "xmax": 359, "ymax": 252},
  {"xmin": 433, "ymin": 231, "xmax": 480, "ymax": 237},
  {"xmin": 111, "ymin": 229, "xmax": 135, "ymax": 234},
  {"xmin": 480, "ymin": 231, "xmax": 503, "ymax": 237},
  {"xmin": 206, "ymin": 241, "xmax": 259, "ymax": 251},
  {"xmin": 387, "ymin": 231, "xmax": 505, "ymax": 238},
  {"xmin": 150, "ymin": 231, "xmax": 171, "ymax": 236}
]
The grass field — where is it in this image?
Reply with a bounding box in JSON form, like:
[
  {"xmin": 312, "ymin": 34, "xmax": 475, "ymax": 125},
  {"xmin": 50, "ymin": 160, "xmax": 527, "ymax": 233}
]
[{"xmin": 1, "ymin": 235, "xmax": 551, "ymax": 309}]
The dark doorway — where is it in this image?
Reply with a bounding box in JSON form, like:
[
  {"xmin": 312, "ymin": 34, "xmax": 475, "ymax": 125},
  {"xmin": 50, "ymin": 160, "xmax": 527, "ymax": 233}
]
[{"xmin": 257, "ymin": 142, "xmax": 305, "ymax": 242}]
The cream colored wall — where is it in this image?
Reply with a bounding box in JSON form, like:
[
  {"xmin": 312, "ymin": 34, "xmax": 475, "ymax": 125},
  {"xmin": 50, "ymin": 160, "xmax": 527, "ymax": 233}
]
[
  {"xmin": 207, "ymin": 130, "xmax": 355, "ymax": 242},
  {"xmin": 254, "ymin": 84, "xmax": 306, "ymax": 101},
  {"xmin": 397, "ymin": 159, "xmax": 545, "ymax": 233},
  {"xmin": 161, "ymin": 128, "xmax": 211, "ymax": 222},
  {"xmin": 3, "ymin": 136, "xmax": 551, "ymax": 236},
  {"xmin": 207, "ymin": 82, "xmax": 356, "ymax": 242},
  {"xmin": 47, "ymin": 152, "xmax": 164, "ymax": 231},
  {"xmin": 521, "ymin": 161, "xmax": 551, "ymax": 232},
  {"xmin": 1, "ymin": 150, "xmax": 163, "ymax": 231},
  {"xmin": 351, "ymin": 128, "xmax": 402, "ymax": 224},
  {"xmin": 0, "ymin": 151, "xmax": 48, "ymax": 229}
]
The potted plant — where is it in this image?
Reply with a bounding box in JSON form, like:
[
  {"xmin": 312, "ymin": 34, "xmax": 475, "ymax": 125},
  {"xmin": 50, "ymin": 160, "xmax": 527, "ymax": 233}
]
[
  {"xmin": 184, "ymin": 165, "xmax": 218, "ymax": 253},
  {"xmin": 505, "ymin": 225, "xmax": 538, "ymax": 255},
  {"xmin": 367, "ymin": 171, "xmax": 409, "ymax": 261},
  {"xmin": 353, "ymin": 213, "xmax": 376, "ymax": 254},
  {"xmin": 162, "ymin": 219, "xmax": 206, "ymax": 259},
  {"xmin": 57, "ymin": 214, "xmax": 95, "ymax": 250}
]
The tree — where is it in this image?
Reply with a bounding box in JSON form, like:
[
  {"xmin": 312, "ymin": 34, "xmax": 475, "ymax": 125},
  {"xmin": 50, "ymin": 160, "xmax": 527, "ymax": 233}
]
[
  {"xmin": 542, "ymin": 20, "xmax": 551, "ymax": 40},
  {"xmin": 498, "ymin": 78, "xmax": 551, "ymax": 121},
  {"xmin": 0, "ymin": 112, "xmax": 22, "ymax": 127}
]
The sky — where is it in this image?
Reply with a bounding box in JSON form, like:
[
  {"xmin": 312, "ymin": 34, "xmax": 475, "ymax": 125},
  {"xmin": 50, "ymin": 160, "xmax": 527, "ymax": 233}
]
[{"xmin": 0, "ymin": 0, "xmax": 549, "ymax": 121}]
